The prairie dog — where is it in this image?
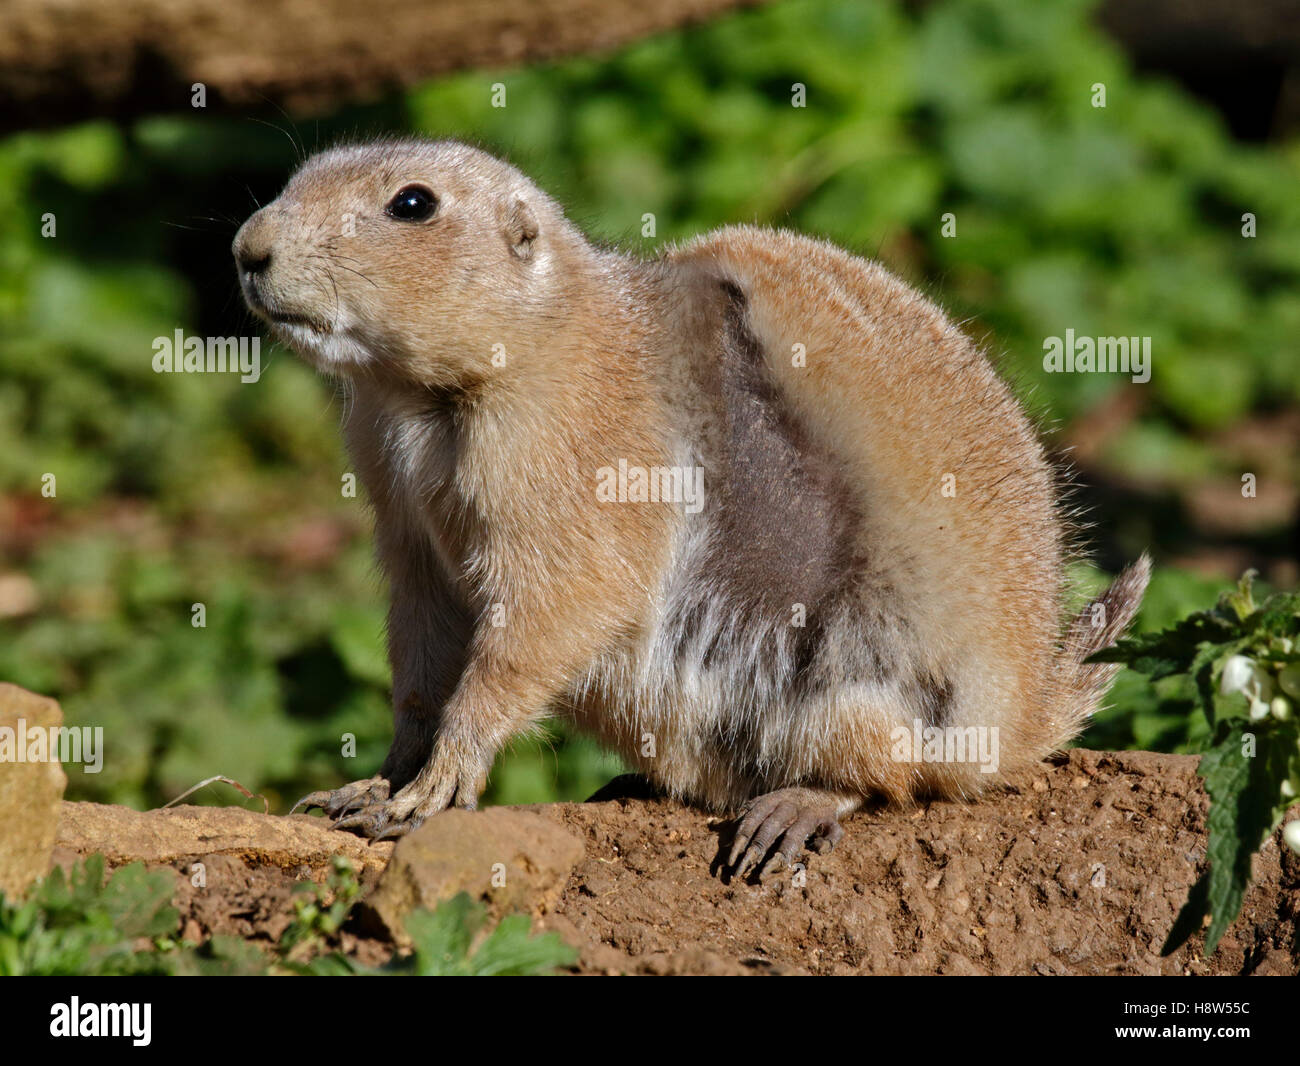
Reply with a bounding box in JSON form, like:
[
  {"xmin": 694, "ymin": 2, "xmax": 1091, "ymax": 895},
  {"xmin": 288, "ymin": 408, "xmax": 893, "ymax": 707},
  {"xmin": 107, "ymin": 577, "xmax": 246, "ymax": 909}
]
[{"xmin": 233, "ymin": 138, "xmax": 1149, "ymax": 877}]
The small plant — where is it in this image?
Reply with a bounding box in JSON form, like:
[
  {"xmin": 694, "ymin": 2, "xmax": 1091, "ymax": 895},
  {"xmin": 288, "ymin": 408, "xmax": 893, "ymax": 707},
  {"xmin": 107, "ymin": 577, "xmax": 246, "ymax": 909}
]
[
  {"xmin": 0, "ymin": 855, "xmax": 178, "ymax": 975},
  {"xmin": 399, "ymin": 893, "xmax": 578, "ymax": 976},
  {"xmin": 300, "ymin": 892, "xmax": 577, "ymax": 976},
  {"xmin": 278, "ymin": 855, "xmax": 364, "ymax": 962},
  {"xmin": 1090, "ymin": 571, "xmax": 1300, "ymax": 956},
  {"xmin": 278, "ymin": 858, "xmax": 575, "ymax": 975},
  {"xmin": 2, "ymin": 853, "xmax": 575, "ymax": 976}
]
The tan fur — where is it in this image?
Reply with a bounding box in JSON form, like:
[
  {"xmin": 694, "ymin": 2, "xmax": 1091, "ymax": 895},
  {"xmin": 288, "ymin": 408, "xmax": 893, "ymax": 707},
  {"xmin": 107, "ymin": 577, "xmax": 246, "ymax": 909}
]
[{"xmin": 233, "ymin": 138, "xmax": 1149, "ymax": 841}]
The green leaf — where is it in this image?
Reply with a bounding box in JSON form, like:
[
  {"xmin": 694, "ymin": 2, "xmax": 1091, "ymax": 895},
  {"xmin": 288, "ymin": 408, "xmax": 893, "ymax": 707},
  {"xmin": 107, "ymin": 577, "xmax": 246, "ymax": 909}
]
[
  {"xmin": 406, "ymin": 894, "xmax": 482, "ymax": 976},
  {"xmin": 467, "ymin": 914, "xmax": 577, "ymax": 976},
  {"xmin": 0, "ymin": 856, "xmax": 179, "ymax": 975},
  {"xmin": 1223, "ymin": 570, "xmax": 1259, "ymax": 622},
  {"xmin": 1197, "ymin": 720, "xmax": 1298, "ymax": 956},
  {"xmin": 400, "ymin": 894, "xmax": 575, "ymax": 976},
  {"xmin": 1085, "ymin": 608, "xmax": 1240, "ymax": 681},
  {"xmin": 98, "ymin": 862, "xmax": 179, "ymax": 939}
]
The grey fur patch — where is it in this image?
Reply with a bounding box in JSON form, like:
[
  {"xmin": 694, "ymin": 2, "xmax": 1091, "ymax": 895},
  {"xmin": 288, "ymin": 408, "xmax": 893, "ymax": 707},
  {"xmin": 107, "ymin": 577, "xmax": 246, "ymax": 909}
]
[
  {"xmin": 663, "ymin": 280, "xmax": 896, "ymax": 699},
  {"xmin": 707, "ymin": 281, "xmax": 859, "ymax": 619}
]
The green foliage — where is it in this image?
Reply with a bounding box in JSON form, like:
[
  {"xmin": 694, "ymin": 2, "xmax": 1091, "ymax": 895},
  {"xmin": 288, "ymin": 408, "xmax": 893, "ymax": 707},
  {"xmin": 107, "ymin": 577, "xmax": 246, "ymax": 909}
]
[
  {"xmin": 400, "ymin": 895, "xmax": 576, "ymax": 977},
  {"xmin": 1090, "ymin": 572, "xmax": 1300, "ymax": 955},
  {"xmin": 0, "ymin": 0, "xmax": 1297, "ymax": 810},
  {"xmin": 0, "ymin": 854, "xmax": 264, "ymax": 976},
  {"xmin": 0, "ymin": 855, "xmax": 177, "ymax": 974},
  {"xmin": 2, "ymin": 855, "xmax": 575, "ymax": 976},
  {"xmin": 281, "ymin": 862, "xmax": 576, "ymax": 976},
  {"xmin": 278, "ymin": 854, "xmax": 365, "ymax": 961},
  {"xmin": 1078, "ymin": 565, "xmax": 1230, "ymax": 754},
  {"xmin": 298, "ymin": 892, "xmax": 577, "ymax": 977}
]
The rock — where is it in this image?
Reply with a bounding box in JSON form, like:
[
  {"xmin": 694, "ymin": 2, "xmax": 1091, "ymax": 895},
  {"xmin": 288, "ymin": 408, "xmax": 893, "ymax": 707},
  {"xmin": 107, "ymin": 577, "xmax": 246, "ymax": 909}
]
[
  {"xmin": 0, "ymin": 684, "xmax": 68, "ymax": 897},
  {"xmin": 364, "ymin": 807, "xmax": 585, "ymax": 944},
  {"xmin": 56, "ymin": 802, "xmax": 393, "ymax": 879}
]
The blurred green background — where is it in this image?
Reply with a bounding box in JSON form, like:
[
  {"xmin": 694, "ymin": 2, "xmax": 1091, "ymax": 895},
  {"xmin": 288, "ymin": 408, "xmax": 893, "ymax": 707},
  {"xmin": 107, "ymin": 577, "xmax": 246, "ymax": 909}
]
[{"xmin": 1, "ymin": 0, "xmax": 1297, "ymax": 811}]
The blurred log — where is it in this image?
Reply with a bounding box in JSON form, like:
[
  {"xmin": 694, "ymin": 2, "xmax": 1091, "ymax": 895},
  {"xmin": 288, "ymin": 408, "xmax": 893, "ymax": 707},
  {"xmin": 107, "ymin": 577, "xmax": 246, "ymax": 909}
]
[{"xmin": 0, "ymin": 0, "xmax": 763, "ymax": 132}]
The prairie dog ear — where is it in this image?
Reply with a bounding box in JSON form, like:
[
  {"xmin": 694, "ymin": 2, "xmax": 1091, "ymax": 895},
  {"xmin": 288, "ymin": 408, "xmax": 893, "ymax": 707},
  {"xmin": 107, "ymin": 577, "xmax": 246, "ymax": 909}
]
[{"xmin": 500, "ymin": 195, "xmax": 539, "ymax": 260}]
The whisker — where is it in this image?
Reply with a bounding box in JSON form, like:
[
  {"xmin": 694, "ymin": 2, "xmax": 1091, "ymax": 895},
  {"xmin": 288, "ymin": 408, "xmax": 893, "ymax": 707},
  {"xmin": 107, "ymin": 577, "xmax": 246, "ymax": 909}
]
[{"xmin": 246, "ymin": 109, "xmax": 306, "ymax": 164}]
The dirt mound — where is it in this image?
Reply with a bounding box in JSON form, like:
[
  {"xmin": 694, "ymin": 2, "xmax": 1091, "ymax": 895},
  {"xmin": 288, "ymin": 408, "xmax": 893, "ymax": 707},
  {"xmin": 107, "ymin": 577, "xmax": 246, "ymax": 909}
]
[{"xmin": 53, "ymin": 749, "xmax": 1300, "ymax": 975}]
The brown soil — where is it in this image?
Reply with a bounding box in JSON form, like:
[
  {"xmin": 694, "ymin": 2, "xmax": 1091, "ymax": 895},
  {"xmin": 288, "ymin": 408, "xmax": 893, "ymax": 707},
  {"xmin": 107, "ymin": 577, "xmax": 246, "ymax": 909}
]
[{"xmin": 55, "ymin": 749, "xmax": 1300, "ymax": 975}]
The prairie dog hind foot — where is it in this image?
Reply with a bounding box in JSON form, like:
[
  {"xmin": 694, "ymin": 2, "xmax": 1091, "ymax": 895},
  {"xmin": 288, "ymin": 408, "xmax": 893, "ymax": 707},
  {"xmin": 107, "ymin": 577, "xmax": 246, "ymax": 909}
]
[{"xmin": 726, "ymin": 787, "xmax": 859, "ymax": 880}]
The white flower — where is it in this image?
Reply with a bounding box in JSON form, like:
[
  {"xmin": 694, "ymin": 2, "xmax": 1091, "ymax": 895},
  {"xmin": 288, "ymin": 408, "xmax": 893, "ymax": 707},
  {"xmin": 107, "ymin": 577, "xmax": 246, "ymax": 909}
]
[
  {"xmin": 1219, "ymin": 655, "xmax": 1255, "ymax": 695},
  {"xmin": 1283, "ymin": 821, "xmax": 1300, "ymax": 857}
]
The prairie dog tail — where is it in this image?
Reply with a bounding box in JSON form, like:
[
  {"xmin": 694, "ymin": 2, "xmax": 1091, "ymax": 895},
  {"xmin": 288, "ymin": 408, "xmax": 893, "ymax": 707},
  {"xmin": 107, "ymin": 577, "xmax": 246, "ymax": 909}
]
[{"xmin": 1051, "ymin": 553, "xmax": 1152, "ymax": 749}]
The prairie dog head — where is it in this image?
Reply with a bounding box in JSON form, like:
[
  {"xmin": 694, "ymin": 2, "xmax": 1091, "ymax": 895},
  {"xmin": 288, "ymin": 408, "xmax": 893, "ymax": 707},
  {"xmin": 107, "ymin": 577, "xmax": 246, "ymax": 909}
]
[{"xmin": 232, "ymin": 139, "xmax": 574, "ymax": 385}]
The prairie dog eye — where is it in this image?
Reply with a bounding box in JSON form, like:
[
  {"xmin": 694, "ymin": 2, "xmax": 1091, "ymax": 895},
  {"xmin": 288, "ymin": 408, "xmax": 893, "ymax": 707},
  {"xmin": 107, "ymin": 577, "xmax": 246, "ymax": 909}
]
[{"xmin": 385, "ymin": 185, "xmax": 438, "ymax": 222}]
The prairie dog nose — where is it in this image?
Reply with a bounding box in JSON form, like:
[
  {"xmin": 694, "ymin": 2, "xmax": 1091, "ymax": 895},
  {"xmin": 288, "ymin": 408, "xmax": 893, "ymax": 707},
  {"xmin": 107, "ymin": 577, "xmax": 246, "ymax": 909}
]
[{"xmin": 233, "ymin": 211, "xmax": 275, "ymax": 276}]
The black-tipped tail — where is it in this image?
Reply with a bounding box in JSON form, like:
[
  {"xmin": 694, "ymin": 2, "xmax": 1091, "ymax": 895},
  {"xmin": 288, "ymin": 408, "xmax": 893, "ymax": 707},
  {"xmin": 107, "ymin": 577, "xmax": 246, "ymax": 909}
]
[{"xmin": 1052, "ymin": 553, "xmax": 1152, "ymax": 747}]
